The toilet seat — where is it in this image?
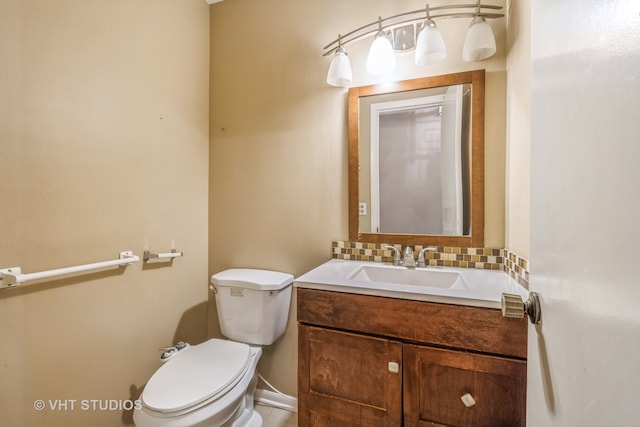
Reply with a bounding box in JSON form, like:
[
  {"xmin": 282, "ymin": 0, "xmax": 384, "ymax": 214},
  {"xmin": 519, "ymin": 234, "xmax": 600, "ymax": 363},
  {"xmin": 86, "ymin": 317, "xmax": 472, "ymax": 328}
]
[{"xmin": 141, "ymin": 339, "xmax": 251, "ymax": 416}]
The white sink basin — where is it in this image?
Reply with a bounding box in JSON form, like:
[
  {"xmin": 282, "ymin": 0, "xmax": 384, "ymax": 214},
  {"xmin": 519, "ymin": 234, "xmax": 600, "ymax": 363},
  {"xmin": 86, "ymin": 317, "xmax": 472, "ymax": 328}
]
[
  {"xmin": 349, "ymin": 265, "xmax": 465, "ymax": 289},
  {"xmin": 295, "ymin": 259, "xmax": 529, "ymax": 309}
]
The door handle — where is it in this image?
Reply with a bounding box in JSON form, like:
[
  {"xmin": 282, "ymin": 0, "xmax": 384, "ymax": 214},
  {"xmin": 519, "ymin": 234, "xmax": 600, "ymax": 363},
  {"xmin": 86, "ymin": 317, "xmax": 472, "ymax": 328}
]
[{"xmin": 501, "ymin": 292, "xmax": 541, "ymax": 324}]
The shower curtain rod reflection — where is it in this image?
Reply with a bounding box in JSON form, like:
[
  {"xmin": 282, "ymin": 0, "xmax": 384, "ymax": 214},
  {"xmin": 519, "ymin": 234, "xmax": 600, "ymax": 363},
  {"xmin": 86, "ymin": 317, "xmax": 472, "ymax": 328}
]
[{"xmin": 0, "ymin": 251, "xmax": 140, "ymax": 289}]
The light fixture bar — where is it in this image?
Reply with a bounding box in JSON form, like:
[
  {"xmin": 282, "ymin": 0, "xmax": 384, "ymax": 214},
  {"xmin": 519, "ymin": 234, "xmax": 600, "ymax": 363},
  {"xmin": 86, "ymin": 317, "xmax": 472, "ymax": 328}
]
[{"xmin": 323, "ymin": 2, "xmax": 503, "ymax": 57}]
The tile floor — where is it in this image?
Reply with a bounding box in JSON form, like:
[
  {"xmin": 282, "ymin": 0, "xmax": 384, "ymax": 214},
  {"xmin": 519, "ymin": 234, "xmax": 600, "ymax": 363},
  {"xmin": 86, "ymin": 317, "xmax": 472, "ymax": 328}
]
[{"xmin": 256, "ymin": 404, "xmax": 297, "ymax": 427}]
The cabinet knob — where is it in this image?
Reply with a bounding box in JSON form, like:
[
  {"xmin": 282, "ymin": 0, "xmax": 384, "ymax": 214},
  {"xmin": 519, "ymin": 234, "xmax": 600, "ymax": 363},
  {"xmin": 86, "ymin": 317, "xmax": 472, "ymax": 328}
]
[
  {"xmin": 460, "ymin": 393, "xmax": 476, "ymax": 407},
  {"xmin": 501, "ymin": 292, "xmax": 541, "ymax": 324},
  {"xmin": 388, "ymin": 361, "xmax": 399, "ymax": 373}
]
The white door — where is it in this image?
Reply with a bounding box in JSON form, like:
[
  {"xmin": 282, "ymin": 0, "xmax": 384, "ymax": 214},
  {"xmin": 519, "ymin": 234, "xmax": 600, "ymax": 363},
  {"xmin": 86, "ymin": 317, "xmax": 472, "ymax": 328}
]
[{"xmin": 529, "ymin": 1, "xmax": 640, "ymax": 425}]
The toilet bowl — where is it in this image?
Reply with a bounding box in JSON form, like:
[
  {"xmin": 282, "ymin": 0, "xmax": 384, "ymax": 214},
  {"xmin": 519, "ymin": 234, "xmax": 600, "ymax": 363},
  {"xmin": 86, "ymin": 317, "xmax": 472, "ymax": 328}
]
[
  {"xmin": 134, "ymin": 340, "xmax": 263, "ymax": 427},
  {"xmin": 134, "ymin": 268, "xmax": 293, "ymax": 427}
]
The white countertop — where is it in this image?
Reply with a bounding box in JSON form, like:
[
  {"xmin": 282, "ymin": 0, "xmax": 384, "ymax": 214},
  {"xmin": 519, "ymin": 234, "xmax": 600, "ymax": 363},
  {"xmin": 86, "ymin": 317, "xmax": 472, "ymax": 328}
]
[{"xmin": 295, "ymin": 259, "xmax": 529, "ymax": 309}]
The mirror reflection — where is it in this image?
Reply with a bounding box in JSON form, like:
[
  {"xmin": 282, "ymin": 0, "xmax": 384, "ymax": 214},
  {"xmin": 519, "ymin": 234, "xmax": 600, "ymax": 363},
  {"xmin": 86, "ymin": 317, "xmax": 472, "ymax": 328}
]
[
  {"xmin": 348, "ymin": 70, "xmax": 485, "ymax": 247},
  {"xmin": 359, "ymin": 84, "xmax": 471, "ymax": 236}
]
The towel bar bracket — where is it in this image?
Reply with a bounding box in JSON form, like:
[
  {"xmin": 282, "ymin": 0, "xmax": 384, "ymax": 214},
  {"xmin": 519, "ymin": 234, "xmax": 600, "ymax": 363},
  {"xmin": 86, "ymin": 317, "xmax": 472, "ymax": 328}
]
[
  {"xmin": 118, "ymin": 251, "xmax": 137, "ymax": 265},
  {"xmin": 0, "ymin": 267, "xmax": 22, "ymax": 289}
]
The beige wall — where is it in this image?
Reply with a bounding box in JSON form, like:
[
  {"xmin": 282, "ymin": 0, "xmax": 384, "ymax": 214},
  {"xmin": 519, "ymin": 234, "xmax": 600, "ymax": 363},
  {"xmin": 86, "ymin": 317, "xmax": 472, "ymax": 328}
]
[
  {"xmin": 505, "ymin": 0, "xmax": 532, "ymax": 259},
  {"xmin": 0, "ymin": 1, "xmax": 210, "ymax": 426},
  {"xmin": 209, "ymin": 0, "xmax": 508, "ymax": 397}
]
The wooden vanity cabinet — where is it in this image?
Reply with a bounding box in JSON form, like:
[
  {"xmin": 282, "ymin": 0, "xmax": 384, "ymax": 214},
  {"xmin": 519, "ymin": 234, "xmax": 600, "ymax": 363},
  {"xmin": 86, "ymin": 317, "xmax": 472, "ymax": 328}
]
[
  {"xmin": 298, "ymin": 326, "xmax": 402, "ymax": 426},
  {"xmin": 297, "ymin": 288, "xmax": 527, "ymax": 427}
]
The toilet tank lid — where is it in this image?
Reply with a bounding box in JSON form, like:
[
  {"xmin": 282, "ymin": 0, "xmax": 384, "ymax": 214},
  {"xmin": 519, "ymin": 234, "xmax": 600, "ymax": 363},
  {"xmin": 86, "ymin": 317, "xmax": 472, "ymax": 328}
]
[{"xmin": 211, "ymin": 268, "xmax": 294, "ymax": 291}]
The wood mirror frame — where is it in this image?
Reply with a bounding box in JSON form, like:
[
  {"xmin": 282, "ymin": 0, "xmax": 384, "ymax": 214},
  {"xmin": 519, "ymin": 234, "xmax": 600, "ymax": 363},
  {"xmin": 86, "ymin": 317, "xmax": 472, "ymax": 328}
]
[{"xmin": 348, "ymin": 70, "xmax": 485, "ymax": 247}]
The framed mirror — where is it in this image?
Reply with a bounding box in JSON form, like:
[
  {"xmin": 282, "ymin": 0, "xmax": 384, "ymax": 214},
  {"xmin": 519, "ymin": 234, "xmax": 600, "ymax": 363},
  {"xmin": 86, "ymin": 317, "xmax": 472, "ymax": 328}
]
[{"xmin": 348, "ymin": 70, "xmax": 485, "ymax": 247}]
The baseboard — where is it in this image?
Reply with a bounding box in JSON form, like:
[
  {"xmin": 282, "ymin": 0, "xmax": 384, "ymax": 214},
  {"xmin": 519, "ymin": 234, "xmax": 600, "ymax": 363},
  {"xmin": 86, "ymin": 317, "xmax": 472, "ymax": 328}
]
[{"xmin": 255, "ymin": 388, "xmax": 298, "ymax": 413}]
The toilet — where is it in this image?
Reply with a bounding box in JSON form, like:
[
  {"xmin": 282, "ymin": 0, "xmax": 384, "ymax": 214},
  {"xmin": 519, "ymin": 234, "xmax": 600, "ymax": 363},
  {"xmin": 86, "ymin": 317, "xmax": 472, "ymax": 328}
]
[{"xmin": 134, "ymin": 268, "xmax": 294, "ymax": 427}]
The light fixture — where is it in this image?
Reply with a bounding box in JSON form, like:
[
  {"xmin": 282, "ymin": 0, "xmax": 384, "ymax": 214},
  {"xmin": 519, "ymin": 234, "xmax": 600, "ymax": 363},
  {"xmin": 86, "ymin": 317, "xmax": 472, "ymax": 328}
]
[
  {"xmin": 326, "ymin": 36, "xmax": 353, "ymax": 87},
  {"xmin": 462, "ymin": 16, "xmax": 496, "ymax": 62},
  {"xmin": 392, "ymin": 25, "xmax": 415, "ymax": 51},
  {"xmin": 323, "ymin": 1, "xmax": 503, "ymax": 86},
  {"xmin": 366, "ymin": 17, "xmax": 396, "ymax": 76},
  {"xmin": 414, "ymin": 6, "xmax": 446, "ymax": 66}
]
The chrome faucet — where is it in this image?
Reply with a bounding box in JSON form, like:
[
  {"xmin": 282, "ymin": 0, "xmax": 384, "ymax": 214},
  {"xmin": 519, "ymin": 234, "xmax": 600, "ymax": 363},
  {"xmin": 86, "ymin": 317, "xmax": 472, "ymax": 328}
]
[
  {"xmin": 382, "ymin": 244, "xmax": 402, "ymax": 266},
  {"xmin": 417, "ymin": 247, "xmax": 437, "ymax": 268},
  {"xmin": 403, "ymin": 246, "xmax": 416, "ymax": 268}
]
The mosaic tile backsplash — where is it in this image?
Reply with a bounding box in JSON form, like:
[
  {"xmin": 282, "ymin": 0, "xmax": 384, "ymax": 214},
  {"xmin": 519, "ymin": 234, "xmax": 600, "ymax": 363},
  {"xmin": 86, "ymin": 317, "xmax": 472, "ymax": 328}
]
[{"xmin": 332, "ymin": 241, "xmax": 530, "ymax": 288}]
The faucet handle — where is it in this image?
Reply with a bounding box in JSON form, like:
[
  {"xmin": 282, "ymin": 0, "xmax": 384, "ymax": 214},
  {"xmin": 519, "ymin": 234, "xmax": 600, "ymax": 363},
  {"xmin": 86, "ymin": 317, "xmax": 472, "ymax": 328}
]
[
  {"xmin": 417, "ymin": 246, "xmax": 437, "ymax": 268},
  {"xmin": 382, "ymin": 244, "xmax": 403, "ymax": 266}
]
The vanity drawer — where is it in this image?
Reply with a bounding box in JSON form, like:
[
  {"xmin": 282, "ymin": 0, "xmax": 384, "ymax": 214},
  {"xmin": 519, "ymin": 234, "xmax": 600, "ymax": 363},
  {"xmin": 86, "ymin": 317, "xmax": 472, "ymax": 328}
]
[
  {"xmin": 403, "ymin": 344, "xmax": 526, "ymax": 427},
  {"xmin": 297, "ymin": 288, "xmax": 527, "ymax": 359}
]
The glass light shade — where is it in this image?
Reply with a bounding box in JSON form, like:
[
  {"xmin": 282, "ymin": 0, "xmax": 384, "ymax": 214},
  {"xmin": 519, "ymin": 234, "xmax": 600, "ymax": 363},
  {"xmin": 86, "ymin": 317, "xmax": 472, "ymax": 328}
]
[
  {"xmin": 462, "ymin": 16, "xmax": 496, "ymax": 62},
  {"xmin": 366, "ymin": 31, "xmax": 396, "ymax": 76},
  {"xmin": 326, "ymin": 47, "xmax": 353, "ymax": 87},
  {"xmin": 414, "ymin": 20, "xmax": 447, "ymax": 66}
]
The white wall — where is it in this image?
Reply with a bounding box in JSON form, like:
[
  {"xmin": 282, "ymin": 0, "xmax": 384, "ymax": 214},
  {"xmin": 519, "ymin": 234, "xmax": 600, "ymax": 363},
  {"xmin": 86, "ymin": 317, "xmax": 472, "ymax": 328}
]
[{"xmin": 505, "ymin": 0, "xmax": 531, "ymax": 259}]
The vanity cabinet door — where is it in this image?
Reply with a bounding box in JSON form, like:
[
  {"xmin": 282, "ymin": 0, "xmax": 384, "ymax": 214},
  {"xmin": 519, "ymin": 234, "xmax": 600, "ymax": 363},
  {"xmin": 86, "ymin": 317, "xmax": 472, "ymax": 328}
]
[
  {"xmin": 298, "ymin": 325, "xmax": 402, "ymax": 427},
  {"xmin": 403, "ymin": 344, "xmax": 526, "ymax": 427}
]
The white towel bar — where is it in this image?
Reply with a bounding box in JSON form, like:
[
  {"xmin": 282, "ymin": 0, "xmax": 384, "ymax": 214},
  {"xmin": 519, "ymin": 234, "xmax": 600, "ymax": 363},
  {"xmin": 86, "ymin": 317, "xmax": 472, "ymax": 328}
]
[
  {"xmin": 0, "ymin": 251, "xmax": 139, "ymax": 289},
  {"xmin": 143, "ymin": 249, "xmax": 183, "ymax": 262}
]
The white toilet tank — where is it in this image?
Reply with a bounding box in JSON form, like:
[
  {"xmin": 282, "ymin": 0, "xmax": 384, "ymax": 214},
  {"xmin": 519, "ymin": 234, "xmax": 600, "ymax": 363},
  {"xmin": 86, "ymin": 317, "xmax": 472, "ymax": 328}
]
[{"xmin": 211, "ymin": 268, "xmax": 293, "ymax": 346}]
